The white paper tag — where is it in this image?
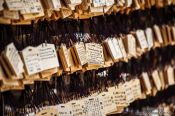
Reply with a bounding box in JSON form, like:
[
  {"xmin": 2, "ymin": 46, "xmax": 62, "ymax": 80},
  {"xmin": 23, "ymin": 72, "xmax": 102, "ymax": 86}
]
[
  {"xmin": 20, "ymin": 0, "xmax": 43, "ymax": 14},
  {"xmin": 85, "ymin": 43, "xmax": 104, "ymax": 65},
  {"xmin": 4, "ymin": 43, "xmax": 24, "ymax": 76},
  {"xmin": 117, "ymin": 38, "xmax": 127, "ymax": 58},
  {"xmin": 136, "ymin": 30, "xmax": 149, "ymax": 50},
  {"xmin": 22, "ymin": 46, "xmax": 42, "ymax": 75},
  {"xmin": 153, "ymin": 25, "xmax": 163, "ymax": 43},
  {"xmin": 84, "ymin": 97, "xmax": 103, "ymax": 116},
  {"xmin": 127, "ymin": 34, "xmax": 136, "ymax": 56},
  {"xmin": 5, "ymin": 0, "xmax": 24, "ymax": 10},
  {"xmin": 38, "ymin": 44, "xmax": 59, "ymax": 71},
  {"xmin": 112, "ymin": 38, "xmax": 123, "ymax": 59},
  {"xmin": 145, "ymin": 28, "xmax": 154, "ymax": 49},
  {"xmin": 57, "ymin": 104, "xmax": 73, "ymax": 116}
]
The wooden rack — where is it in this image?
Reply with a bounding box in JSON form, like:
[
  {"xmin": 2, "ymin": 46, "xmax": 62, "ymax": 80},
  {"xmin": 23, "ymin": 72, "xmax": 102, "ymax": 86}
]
[{"xmin": 0, "ymin": 0, "xmax": 175, "ymax": 25}]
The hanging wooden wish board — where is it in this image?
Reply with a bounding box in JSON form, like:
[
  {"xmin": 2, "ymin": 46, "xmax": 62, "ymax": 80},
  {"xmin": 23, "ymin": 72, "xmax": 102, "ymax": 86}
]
[
  {"xmin": 135, "ymin": 29, "xmax": 149, "ymax": 52},
  {"xmin": 141, "ymin": 72, "xmax": 152, "ymax": 95},
  {"xmin": 73, "ymin": 42, "xmax": 87, "ymax": 66},
  {"xmin": 124, "ymin": 34, "xmax": 137, "ymax": 58},
  {"xmin": 1, "ymin": 43, "xmax": 24, "ymax": 80},
  {"xmin": 37, "ymin": 43, "xmax": 60, "ymax": 78},
  {"xmin": 102, "ymin": 42, "xmax": 114, "ymax": 68},
  {"xmin": 145, "ymin": 28, "xmax": 154, "ymax": 49},
  {"xmin": 85, "ymin": 43, "xmax": 104, "ymax": 70},
  {"xmin": 152, "ymin": 70, "xmax": 162, "ymax": 91},
  {"xmin": 153, "ymin": 25, "xmax": 164, "ymax": 46}
]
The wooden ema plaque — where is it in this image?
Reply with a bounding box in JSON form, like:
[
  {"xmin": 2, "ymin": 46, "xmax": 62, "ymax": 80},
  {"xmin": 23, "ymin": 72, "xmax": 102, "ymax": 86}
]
[
  {"xmin": 172, "ymin": 26, "xmax": 175, "ymax": 45},
  {"xmin": 58, "ymin": 44, "xmax": 72, "ymax": 72},
  {"xmin": 84, "ymin": 43, "xmax": 104, "ymax": 71},
  {"xmin": 141, "ymin": 72, "xmax": 152, "ymax": 95},
  {"xmin": 118, "ymin": 37, "xmax": 128, "ymax": 62},
  {"xmin": 71, "ymin": 42, "xmax": 90, "ymax": 72},
  {"xmin": 97, "ymin": 92, "xmax": 116, "ymax": 114},
  {"xmin": 159, "ymin": 70, "xmax": 166, "ymax": 90},
  {"xmin": 135, "ymin": 29, "xmax": 149, "ymax": 52},
  {"xmin": 124, "ymin": 81, "xmax": 135, "ymax": 104},
  {"xmin": 20, "ymin": 49, "xmax": 39, "ymax": 83},
  {"xmin": 151, "ymin": 87, "xmax": 158, "ymax": 97},
  {"xmin": 20, "ymin": 47, "xmax": 40, "ymax": 81},
  {"xmin": 153, "ymin": 25, "xmax": 164, "ymax": 46},
  {"xmin": 104, "ymin": 38, "xmax": 123, "ymax": 62},
  {"xmin": 152, "ymin": 70, "xmax": 162, "ymax": 91},
  {"xmin": 102, "ymin": 43, "xmax": 114, "ymax": 68},
  {"xmin": 24, "ymin": 44, "xmax": 60, "ymax": 81},
  {"xmin": 145, "ymin": 28, "xmax": 154, "ymax": 49},
  {"xmin": 67, "ymin": 100, "xmax": 86, "ymax": 116},
  {"xmin": 73, "ymin": 42, "xmax": 87, "ymax": 66},
  {"xmin": 104, "ymin": 38, "xmax": 119, "ymax": 62},
  {"xmin": 161, "ymin": 25, "xmax": 169, "ymax": 46},
  {"xmin": 0, "ymin": 43, "xmax": 24, "ymax": 80},
  {"xmin": 37, "ymin": 44, "xmax": 60, "ymax": 79},
  {"xmin": 123, "ymin": 34, "xmax": 137, "ymax": 58},
  {"xmin": 113, "ymin": 83, "xmax": 129, "ymax": 107},
  {"xmin": 132, "ymin": 78, "xmax": 142, "ymax": 99},
  {"xmin": 70, "ymin": 47, "xmax": 82, "ymax": 73},
  {"xmin": 57, "ymin": 104, "xmax": 73, "ymax": 116},
  {"xmin": 21, "ymin": 46, "xmax": 42, "ymax": 76},
  {"xmin": 165, "ymin": 66, "xmax": 175, "ymax": 86},
  {"xmin": 166, "ymin": 25, "xmax": 174, "ymax": 45},
  {"xmin": 83, "ymin": 97, "xmax": 104, "ymax": 116}
]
